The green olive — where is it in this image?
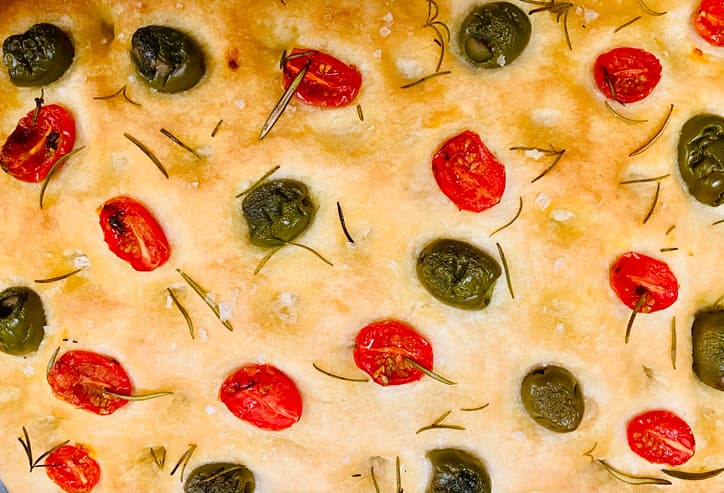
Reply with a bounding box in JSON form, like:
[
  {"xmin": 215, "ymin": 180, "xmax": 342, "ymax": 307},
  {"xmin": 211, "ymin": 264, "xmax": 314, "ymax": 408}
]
[
  {"xmin": 457, "ymin": 2, "xmax": 531, "ymax": 69},
  {"xmin": 184, "ymin": 462, "xmax": 255, "ymax": 493},
  {"xmin": 2, "ymin": 23, "xmax": 74, "ymax": 86},
  {"xmin": 520, "ymin": 365, "xmax": 584, "ymax": 433},
  {"xmin": 241, "ymin": 179, "xmax": 315, "ymax": 248},
  {"xmin": 692, "ymin": 308, "xmax": 724, "ymax": 391},
  {"xmin": 426, "ymin": 448, "xmax": 491, "ymax": 493},
  {"xmin": 0, "ymin": 287, "xmax": 46, "ymax": 356},
  {"xmin": 130, "ymin": 25, "xmax": 205, "ymax": 93},
  {"xmin": 416, "ymin": 238, "xmax": 501, "ymax": 310},
  {"xmin": 678, "ymin": 114, "xmax": 724, "ymax": 206}
]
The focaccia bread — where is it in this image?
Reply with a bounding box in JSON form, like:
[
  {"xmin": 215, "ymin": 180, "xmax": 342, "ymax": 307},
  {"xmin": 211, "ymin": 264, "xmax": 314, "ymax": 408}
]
[{"xmin": 2, "ymin": 0, "xmax": 724, "ymax": 492}]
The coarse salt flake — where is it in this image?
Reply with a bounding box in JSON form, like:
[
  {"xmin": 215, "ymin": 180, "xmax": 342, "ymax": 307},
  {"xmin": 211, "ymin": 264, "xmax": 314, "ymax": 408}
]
[
  {"xmin": 374, "ymin": 49, "xmax": 382, "ymax": 59},
  {"xmin": 235, "ymin": 99, "xmax": 246, "ymax": 109},
  {"xmin": 379, "ymin": 26, "xmax": 392, "ymax": 37},
  {"xmin": 496, "ymin": 55, "xmax": 506, "ymax": 67},
  {"xmin": 551, "ymin": 209, "xmax": 575, "ymax": 222},
  {"xmin": 219, "ymin": 302, "xmax": 234, "ymax": 322},
  {"xmin": 531, "ymin": 108, "xmax": 560, "ymax": 127},
  {"xmin": 535, "ymin": 192, "xmax": 551, "ymax": 210},
  {"xmin": 22, "ymin": 366, "xmax": 34, "ymax": 377},
  {"xmin": 198, "ymin": 328, "xmax": 209, "ymax": 343},
  {"xmin": 383, "ymin": 12, "xmax": 394, "ymax": 25},
  {"xmin": 73, "ymin": 255, "xmax": 90, "ymax": 268},
  {"xmin": 396, "ymin": 57, "xmax": 423, "ymax": 79},
  {"xmin": 525, "ymin": 149, "xmax": 545, "ymax": 160},
  {"xmin": 584, "ymin": 8, "xmax": 599, "ymax": 23},
  {"xmin": 205, "ymin": 405, "xmax": 217, "ymax": 415}
]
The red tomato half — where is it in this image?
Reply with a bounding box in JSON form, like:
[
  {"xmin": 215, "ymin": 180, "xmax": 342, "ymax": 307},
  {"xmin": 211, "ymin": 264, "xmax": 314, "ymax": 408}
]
[
  {"xmin": 694, "ymin": 0, "xmax": 724, "ymax": 46},
  {"xmin": 0, "ymin": 104, "xmax": 75, "ymax": 183},
  {"xmin": 593, "ymin": 47, "xmax": 662, "ymax": 104},
  {"xmin": 283, "ymin": 48, "xmax": 362, "ymax": 107},
  {"xmin": 627, "ymin": 410, "xmax": 695, "ymax": 466},
  {"xmin": 353, "ymin": 320, "xmax": 434, "ymax": 386},
  {"xmin": 45, "ymin": 444, "xmax": 101, "ymax": 493},
  {"xmin": 610, "ymin": 252, "xmax": 678, "ymax": 312},
  {"xmin": 219, "ymin": 363, "xmax": 303, "ymax": 431},
  {"xmin": 47, "ymin": 350, "xmax": 132, "ymax": 416},
  {"xmin": 432, "ymin": 130, "xmax": 506, "ymax": 212},
  {"xmin": 98, "ymin": 196, "xmax": 170, "ymax": 272}
]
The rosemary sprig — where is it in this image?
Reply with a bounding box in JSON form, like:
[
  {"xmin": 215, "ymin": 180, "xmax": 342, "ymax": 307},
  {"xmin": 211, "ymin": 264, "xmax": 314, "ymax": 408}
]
[
  {"xmin": 400, "ymin": 71, "xmax": 451, "ymax": 89},
  {"xmin": 199, "ymin": 466, "xmax": 247, "ymax": 484},
  {"xmin": 396, "ymin": 456, "xmax": 403, "ymax": 493},
  {"xmin": 356, "ymin": 104, "xmax": 364, "ymax": 121},
  {"xmin": 105, "ymin": 390, "xmax": 173, "ymax": 401},
  {"xmin": 259, "ymin": 59, "xmax": 312, "ymax": 140},
  {"xmin": 637, "ymin": 0, "xmax": 667, "ymax": 16},
  {"xmin": 46, "ymin": 346, "xmax": 60, "ymax": 378},
  {"xmin": 662, "ymin": 467, "xmax": 724, "ymax": 480},
  {"xmin": 713, "ymin": 219, "xmax": 724, "ymax": 226},
  {"xmin": 625, "ymin": 291, "xmax": 648, "ymax": 343},
  {"xmin": 235, "ymin": 165, "xmax": 281, "ymax": 198},
  {"xmin": 255, "ymin": 240, "xmax": 333, "ymax": 274},
  {"xmin": 496, "ymin": 242, "xmax": 514, "ymax": 299},
  {"xmin": 605, "ymin": 101, "xmax": 647, "ymax": 123},
  {"xmin": 18, "ymin": 427, "xmax": 69, "ymax": 472},
  {"xmin": 490, "ymin": 196, "xmax": 523, "ymax": 237},
  {"xmin": 34, "ymin": 268, "xmax": 83, "ymax": 284},
  {"xmin": 254, "ymin": 246, "xmax": 283, "ymax": 274},
  {"xmin": 401, "ymin": 0, "xmax": 451, "ymax": 89},
  {"xmin": 39, "ymin": 146, "xmax": 86, "ymax": 209},
  {"xmin": 642, "ymin": 182, "xmax": 661, "ymax": 224},
  {"xmin": 583, "ymin": 442, "xmax": 597, "ymax": 461},
  {"xmin": 602, "ymin": 67, "xmax": 619, "ymax": 102},
  {"xmin": 460, "ymin": 403, "xmax": 490, "ymax": 412},
  {"xmin": 660, "ymin": 247, "xmax": 678, "ymax": 252},
  {"xmin": 520, "ymin": 0, "xmax": 573, "ymax": 50},
  {"xmin": 124, "ymin": 133, "xmax": 169, "ymax": 178},
  {"xmin": 670, "ymin": 317, "xmax": 677, "ymax": 370},
  {"xmin": 597, "ymin": 459, "xmax": 671, "ymax": 485},
  {"xmin": 312, "ymin": 362, "xmax": 368, "ymax": 382},
  {"xmin": 404, "ymin": 357, "xmax": 456, "ymax": 385},
  {"xmin": 619, "ymin": 173, "xmax": 669, "ymax": 184},
  {"xmin": 160, "ymin": 128, "xmax": 201, "ymax": 160},
  {"xmin": 176, "ymin": 269, "xmax": 234, "ymax": 332},
  {"xmin": 666, "ymin": 224, "xmax": 676, "ymax": 234},
  {"xmin": 150, "ymin": 446, "xmax": 166, "ymax": 469},
  {"xmin": 169, "ymin": 444, "xmax": 197, "ymax": 481},
  {"xmin": 31, "ymin": 89, "xmax": 45, "ymax": 127},
  {"xmin": 93, "ymin": 85, "xmax": 141, "ymax": 106},
  {"xmin": 371, "ymin": 464, "xmax": 381, "ymax": 493},
  {"xmin": 416, "ymin": 410, "xmax": 466, "ymax": 434},
  {"xmin": 510, "ymin": 146, "xmax": 566, "ymax": 183},
  {"xmin": 614, "ymin": 16, "xmax": 642, "ymax": 33},
  {"xmin": 279, "ymin": 49, "xmax": 317, "ymax": 69},
  {"xmin": 167, "ymin": 288, "xmax": 194, "ymax": 339},
  {"xmin": 337, "ymin": 201, "xmax": 356, "ymax": 244},
  {"xmin": 628, "ymin": 104, "xmax": 674, "ymax": 157},
  {"xmin": 211, "ymin": 119, "xmax": 223, "ymax": 137}
]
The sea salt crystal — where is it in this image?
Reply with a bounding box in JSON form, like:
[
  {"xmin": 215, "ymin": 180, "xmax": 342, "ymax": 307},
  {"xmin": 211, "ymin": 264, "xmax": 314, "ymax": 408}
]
[
  {"xmin": 218, "ymin": 302, "xmax": 233, "ymax": 322},
  {"xmin": 374, "ymin": 49, "xmax": 382, "ymax": 59},
  {"xmin": 525, "ymin": 149, "xmax": 544, "ymax": 160},
  {"xmin": 496, "ymin": 55, "xmax": 506, "ymax": 67},
  {"xmin": 396, "ymin": 57, "xmax": 423, "ymax": 79},
  {"xmin": 551, "ymin": 209, "xmax": 575, "ymax": 222},
  {"xmin": 205, "ymin": 405, "xmax": 217, "ymax": 415},
  {"xmin": 379, "ymin": 26, "xmax": 392, "ymax": 37},
  {"xmin": 22, "ymin": 366, "xmax": 34, "ymax": 377},
  {"xmin": 73, "ymin": 255, "xmax": 90, "ymax": 268},
  {"xmin": 535, "ymin": 192, "xmax": 551, "ymax": 210},
  {"xmin": 383, "ymin": 12, "xmax": 394, "ymax": 25},
  {"xmin": 234, "ymin": 99, "xmax": 246, "ymax": 109}
]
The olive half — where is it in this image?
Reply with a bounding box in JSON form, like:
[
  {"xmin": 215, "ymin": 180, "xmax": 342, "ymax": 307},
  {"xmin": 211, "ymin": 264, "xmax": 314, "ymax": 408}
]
[
  {"xmin": 2, "ymin": 23, "xmax": 74, "ymax": 86},
  {"xmin": 692, "ymin": 309, "xmax": 724, "ymax": 391},
  {"xmin": 520, "ymin": 365, "xmax": 584, "ymax": 433},
  {"xmin": 416, "ymin": 238, "xmax": 501, "ymax": 310},
  {"xmin": 678, "ymin": 114, "xmax": 724, "ymax": 206},
  {"xmin": 426, "ymin": 448, "xmax": 491, "ymax": 493},
  {"xmin": 184, "ymin": 462, "xmax": 255, "ymax": 493},
  {"xmin": 457, "ymin": 2, "xmax": 531, "ymax": 69},
  {"xmin": 0, "ymin": 287, "xmax": 46, "ymax": 356},
  {"xmin": 241, "ymin": 178, "xmax": 315, "ymax": 248},
  {"xmin": 130, "ymin": 25, "xmax": 205, "ymax": 93}
]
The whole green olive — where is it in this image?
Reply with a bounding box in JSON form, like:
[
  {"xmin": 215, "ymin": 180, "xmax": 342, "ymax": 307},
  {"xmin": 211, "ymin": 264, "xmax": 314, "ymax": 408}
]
[
  {"xmin": 692, "ymin": 308, "xmax": 724, "ymax": 391},
  {"xmin": 2, "ymin": 23, "xmax": 74, "ymax": 86},
  {"xmin": 416, "ymin": 238, "xmax": 501, "ymax": 310},
  {"xmin": 0, "ymin": 287, "xmax": 46, "ymax": 356},
  {"xmin": 520, "ymin": 365, "xmax": 584, "ymax": 433},
  {"xmin": 184, "ymin": 462, "xmax": 255, "ymax": 493},
  {"xmin": 241, "ymin": 179, "xmax": 315, "ymax": 248},
  {"xmin": 457, "ymin": 2, "xmax": 531, "ymax": 69},
  {"xmin": 130, "ymin": 25, "xmax": 205, "ymax": 93},
  {"xmin": 426, "ymin": 448, "xmax": 491, "ymax": 493},
  {"xmin": 678, "ymin": 114, "xmax": 724, "ymax": 206}
]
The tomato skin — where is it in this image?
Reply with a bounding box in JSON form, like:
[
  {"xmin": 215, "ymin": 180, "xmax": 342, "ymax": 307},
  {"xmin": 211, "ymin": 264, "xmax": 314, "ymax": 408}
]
[
  {"xmin": 219, "ymin": 363, "xmax": 303, "ymax": 431},
  {"xmin": 45, "ymin": 444, "xmax": 101, "ymax": 493},
  {"xmin": 610, "ymin": 252, "xmax": 678, "ymax": 312},
  {"xmin": 432, "ymin": 130, "xmax": 506, "ymax": 212},
  {"xmin": 627, "ymin": 410, "xmax": 695, "ymax": 466},
  {"xmin": 694, "ymin": 0, "xmax": 724, "ymax": 46},
  {"xmin": 593, "ymin": 47, "xmax": 662, "ymax": 104},
  {"xmin": 98, "ymin": 196, "xmax": 170, "ymax": 272},
  {"xmin": 0, "ymin": 104, "xmax": 75, "ymax": 183},
  {"xmin": 283, "ymin": 48, "xmax": 362, "ymax": 107},
  {"xmin": 47, "ymin": 350, "xmax": 132, "ymax": 416},
  {"xmin": 353, "ymin": 320, "xmax": 434, "ymax": 386}
]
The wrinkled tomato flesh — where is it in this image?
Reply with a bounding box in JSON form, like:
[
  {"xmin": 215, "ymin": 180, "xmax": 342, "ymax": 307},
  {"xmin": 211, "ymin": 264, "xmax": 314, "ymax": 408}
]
[
  {"xmin": 98, "ymin": 196, "xmax": 170, "ymax": 272},
  {"xmin": 627, "ymin": 410, "xmax": 695, "ymax": 466},
  {"xmin": 219, "ymin": 363, "xmax": 303, "ymax": 430},
  {"xmin": 0, "ymin": 104, "xmax": 75, "ymax": 183},
  {"xmin": 432, "ymin": 130, "xmax": 506, "ymax": 213},
  {"xmin": 593, "ymin": 47, "xmax": 662, "ymax": 104},
  {"xmin": 45, "ymin": 444, "xmax": 101, "ymax": 493},
  {"xmin": 283, "ymin": 48, "xmax": 362, "ymax": 107},
  {"xmin": 47, "ymin": 350, "xmax": 132, "ymax": 416},
  {"xmin": 610, "ymin": 251, "xmax": 678, "ymax": 312},
  {"xmin": 694, "ymin": 0, "xmax": 724, "ymax": 46},
  {"xmin": 354, "ymin": 319, "xmax": 434, "ymax": 386}
]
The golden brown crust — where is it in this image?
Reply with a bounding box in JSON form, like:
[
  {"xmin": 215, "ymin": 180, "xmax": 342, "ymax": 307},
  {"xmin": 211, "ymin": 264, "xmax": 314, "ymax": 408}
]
[{"xmin": 2, "ymin": 1, "xmax": 724, "ymax": 492}]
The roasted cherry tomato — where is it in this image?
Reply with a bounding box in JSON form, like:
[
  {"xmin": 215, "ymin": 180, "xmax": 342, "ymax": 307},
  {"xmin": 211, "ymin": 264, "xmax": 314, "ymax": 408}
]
[
  {"xmin": 219, "ymin": 363, "xmax": 303, "ymax": 431},
  {"xmin": 432, "ymin": 130, "xmax": 505, "ymax": 212},
  {"xmin": 627, "ymin": 410, "xmax": 695, "ymax": 466},
  {"xmin": 282, "ymin": 48, "xmax": 362, "ymax": 107},
  {"xmin": 593, "ymin": 47, "xmax": 662, "ymax": 104},
  {"xmin": 45, "ymin": 444, "xmax": 101, "ymax": 493},
  {"xmin": 353, "ymin": 320, "xmax": 433, "ymax": 386},
  {"xmin": 1, "ymin": 104, "xmax": 75, "ymax": 183},
  {"xmin": 98, "ymin": 196, "xmax": 170, "ymax": 272},
  {"xmin": 47, "ymin": 350, "xmax": 132, "ymax": 416},
  {"xmin": 2, "ymin": 23, "xmax": 74, "ymax": 87},
  {"xmin": 694, "ymin": 0, "xmax": 724, "ymax": 46},
  {"xmin": 610, "ymin": 252, "xmax": 678, "ymax": 312}
]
